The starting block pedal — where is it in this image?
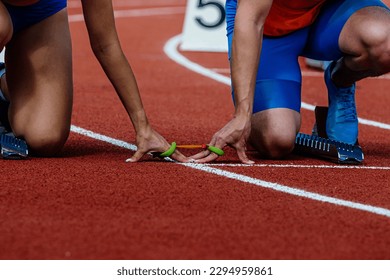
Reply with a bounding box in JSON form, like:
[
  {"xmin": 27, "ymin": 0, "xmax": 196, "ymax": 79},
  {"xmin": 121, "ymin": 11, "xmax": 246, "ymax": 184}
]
[
  {"xmin": 293, "ymin": 132, "xmax": 364, "ymax": 164},
  {"xmin": 0, "ymin": 133, "xmax": 28, "ymax": 159},
  {"xmin": 293, "ymin": 106, "xmax": 364, "ymax": 164}
]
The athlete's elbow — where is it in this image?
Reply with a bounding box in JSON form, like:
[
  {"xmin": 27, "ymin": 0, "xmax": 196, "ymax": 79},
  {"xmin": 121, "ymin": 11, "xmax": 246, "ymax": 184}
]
[{"xmin": 90, "ymin": 39, "xmax": 120, "ymax": 59}]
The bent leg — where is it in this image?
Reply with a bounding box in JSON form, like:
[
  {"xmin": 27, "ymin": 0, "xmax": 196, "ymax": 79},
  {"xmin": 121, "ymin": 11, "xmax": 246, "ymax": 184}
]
[
  {"xmin": 304, "ymin": 0, "xmax": 390, "ymax": 86},
  {"xmin": 303, "ymin": 0, "xmax": 389, "ymax": 144},
  {"xmin": 334, "ymin": 6, "xmax": 390, "ymax": 86},
  {"xmin": 246, "ymin": 32, "xmax": 305, "ymax": 158},
  {"xmin": 5, "ymin": 9, "xmax": 73, "ymax": 156}
]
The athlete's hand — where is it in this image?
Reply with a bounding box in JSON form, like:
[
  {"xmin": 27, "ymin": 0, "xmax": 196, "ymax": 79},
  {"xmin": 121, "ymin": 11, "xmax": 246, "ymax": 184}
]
[
  {"xmin": 190, "ymin": 115, "xmax": 254, "ymax": 164},
  {"xmin": 126, "ymin": 127, "xmax": 189, "ymax": 163}
]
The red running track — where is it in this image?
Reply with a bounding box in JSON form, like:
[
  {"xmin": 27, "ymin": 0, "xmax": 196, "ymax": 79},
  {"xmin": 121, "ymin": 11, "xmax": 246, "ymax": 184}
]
[{"xmin": 1, "ymin": 0, "xmax": 390, "ymax": 260}]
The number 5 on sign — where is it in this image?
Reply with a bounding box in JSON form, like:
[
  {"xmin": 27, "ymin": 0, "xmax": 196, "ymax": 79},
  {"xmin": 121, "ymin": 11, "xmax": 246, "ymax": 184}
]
[{"xmin": 181, "ymin": 0, "xmax": 228, "ymax": 52}]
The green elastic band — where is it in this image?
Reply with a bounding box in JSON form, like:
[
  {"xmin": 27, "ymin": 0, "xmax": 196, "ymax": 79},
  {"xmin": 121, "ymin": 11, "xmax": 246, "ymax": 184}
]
[
  {"xmin": 207, "ymin": 145, "xmax": 224, "ymax": 156},
  {"xmin": 160, "ymin": 142, "xmax": 177, "ymax": 157}
]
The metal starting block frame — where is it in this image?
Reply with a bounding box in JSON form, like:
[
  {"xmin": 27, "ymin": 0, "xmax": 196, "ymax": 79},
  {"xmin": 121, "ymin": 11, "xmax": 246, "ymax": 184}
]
[
  {"xmin": 293, "ymin": 106, "xmax": 364, "ymax": 164},
  {"xmin": 0, "ymin": 133, "xmax": 28, "ymax": 159},
  {"xmin": 1, "ymin": 99, "xmax": 29, "ymax": 159},
  {"xmin": 293, "ymin": 132, "xmax": 364, "ymax": 164}
]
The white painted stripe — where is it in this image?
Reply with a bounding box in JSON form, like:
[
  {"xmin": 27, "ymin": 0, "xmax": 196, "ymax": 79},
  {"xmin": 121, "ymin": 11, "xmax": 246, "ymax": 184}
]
[
  {"xmin": 164, "ymin": 36, "xmax": 231, "ymax": 85},
  {"xmin": 71, "ymin": 125, "xmax": 138, "ymax": 151},
  {"xmin": 213, "ymin": 68, "xmax": 390, "ymax": 79},
  {"xmin": 182, "ymin": 163, "xmax": 390, "ymax": 218},
  {"xmin": 68, "ymin": 7, "xmax": 185, "ymax": 23},
  {"xmin": 164, "ymin": 34, "xmax": 390, "ymax": 131},
  {"xmin": 358, "ymin": 118, "xmax": 390, "ymax": 130},
  {"xmin": 203, "ymin": 163, "xmax": 390, "ymax": 170},
  {"xmin": 70, "ymin": 125, "xmax": 390, "ymax": 218},
  {"xmin": 302, "ymin": 71, "xmax": 390, "ymax": 79}
]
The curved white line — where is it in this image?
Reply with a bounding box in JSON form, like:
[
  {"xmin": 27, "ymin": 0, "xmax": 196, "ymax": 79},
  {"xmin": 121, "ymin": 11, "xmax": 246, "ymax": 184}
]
[
  {"xmin": 164, "ymin": 35, "xmax": 231, "ymax": 86},
  {"xmin": 164, "ymin": 34, "xmax": 390, "ymax": 131}
]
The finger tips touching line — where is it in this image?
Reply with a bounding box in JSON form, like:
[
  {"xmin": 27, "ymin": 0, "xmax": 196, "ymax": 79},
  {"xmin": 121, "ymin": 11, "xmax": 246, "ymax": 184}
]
[
  {"xmin": 194, "ymin": 154, "xmax": 218, "ymax": 163},
  {"xmin": 189, "ymin": 151, "xmax": 210, "ymax": 160},
  {"xmin": 125, "ymin": 157, "xmax": 137, "ymax": 163},
  {"xmin": 237, "ymin": 152, "xmax": 254, "ymax": 165},
  {"xmin": 126, "ymin": 150, "xmax": 144, "ymax": 163},
  {"xmin": 172, "ymin": 153, "xmax": 189, "ymax": 163}
]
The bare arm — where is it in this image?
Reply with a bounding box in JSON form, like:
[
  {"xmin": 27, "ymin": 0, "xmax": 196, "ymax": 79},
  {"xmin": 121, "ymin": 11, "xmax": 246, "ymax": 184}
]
[
  {"xmin": 193, "ymin": 0, "xmax": 272, "ymax": 163},
  {"xmin": 81, "ymin": 0, "xmax": 148, "ymax": 133},
  {"xmin": 231, "ymin": 0, "xmax": 272, "ymax": 118},
  {"xmin": 80, "ymin": 0, "xmax": 187, "ymax": 162}
]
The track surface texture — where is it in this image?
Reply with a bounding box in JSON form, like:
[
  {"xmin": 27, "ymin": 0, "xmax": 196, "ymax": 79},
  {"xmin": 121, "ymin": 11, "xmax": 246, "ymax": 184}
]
[{"xmin": 1, "ymin": 0, "xmax": 390, "ymax": 260}]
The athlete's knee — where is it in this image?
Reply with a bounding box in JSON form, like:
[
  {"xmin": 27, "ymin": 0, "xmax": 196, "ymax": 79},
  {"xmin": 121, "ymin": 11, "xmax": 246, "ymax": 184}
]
[
  {"xmin": 251, "ymin": 129, "xmax": 296, "ymax": 159},
  {"xmin": 263, "ymin": 133, "xmax": 295, "ymax": 159},
  {"xmin": 359, "ymin": 19, "xmax": 390, "ymax": 72},
  {"xmin": 22, "ymin": 126, "xmax": 70, "ymax": 157}
]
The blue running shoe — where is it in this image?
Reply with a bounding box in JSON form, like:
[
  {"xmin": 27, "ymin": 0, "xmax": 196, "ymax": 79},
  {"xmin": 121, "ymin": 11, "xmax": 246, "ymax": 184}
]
[{"xmin": 325, "ymin": 62, "xmax": 358, "ymax": 145}]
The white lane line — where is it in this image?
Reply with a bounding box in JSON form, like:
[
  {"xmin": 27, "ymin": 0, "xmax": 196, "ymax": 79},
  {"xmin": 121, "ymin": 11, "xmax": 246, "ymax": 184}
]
[
  {"xmin": 68, "ymin": 7, "xmax": 185, "ymax": 22},
  {"xmin": 70, "ymin": 125, "xmax": 390, "ymax": 218},
  {"xmin": 164, "ymin": 34, "xmax": 390, "ymax": 131},
  {"xmin": 71, "ymin": 124, "xmax": 390, "ymax": 170},
  {"xmin": 201, "ymin": 163, "xmax": 390, "ymax": 170},
  {"xmin": 71, "ymin": 125, "xmax": 137, "ymax": 151},
  {"xmin": 181, "ymin": 163, "xmax": 390, "ymax": 218},
  {"xmin": 213, "ymin": 67, "xmax": 390, "ymax": 80}
]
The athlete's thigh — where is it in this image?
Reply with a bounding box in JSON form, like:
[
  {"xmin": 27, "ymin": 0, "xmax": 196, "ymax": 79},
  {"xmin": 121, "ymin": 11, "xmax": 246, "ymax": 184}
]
[
  {"xmin": 252, "ymin": 31, "xmax": 307, "ymax": 113},
  {"xmin": 227, "ymin": 10, "xmax": 307, "ymax": 113},
  {"xmin": 303, "ymin": 0, "xmax": 388, "ymax": 60},
  {"xmin": 338, "ymin": 5, "xmax": 390, "ymax": 61},
  {"xmin": 5, "ymin": 8, "xmax": 72, "ymax": 137}
]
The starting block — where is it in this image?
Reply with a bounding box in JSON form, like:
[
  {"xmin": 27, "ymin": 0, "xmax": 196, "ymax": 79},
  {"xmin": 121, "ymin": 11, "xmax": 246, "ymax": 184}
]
[
  {"xmin": 293, "ymin": 106, "xmax": 364, "ymax": 164},
  {"xmin": 1, "ymin": 99, "xmax": 28, "ymax": 159},
  {"xmin": 294, "ymin": 132, "xmax": 364, "ymax": 164},
  {"xmin": 0, "ymin": 133, "xmax": 28, "ymax": 159}
]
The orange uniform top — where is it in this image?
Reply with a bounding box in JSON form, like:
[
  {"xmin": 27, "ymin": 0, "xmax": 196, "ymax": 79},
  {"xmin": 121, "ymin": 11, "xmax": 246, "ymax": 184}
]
[{"xmin": 264, "ymin": 0, "xmax": 327, "ymax": 36}]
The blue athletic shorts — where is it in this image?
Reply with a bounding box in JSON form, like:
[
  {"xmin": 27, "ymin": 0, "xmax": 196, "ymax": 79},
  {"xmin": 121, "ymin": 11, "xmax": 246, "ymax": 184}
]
[
  {"xmin": 5, "ymin": 0, "xmax": 67, "ymax": 34},
  {"xmin": 225, "ymin": 0, "xmax": 389, "ymax": 113}
]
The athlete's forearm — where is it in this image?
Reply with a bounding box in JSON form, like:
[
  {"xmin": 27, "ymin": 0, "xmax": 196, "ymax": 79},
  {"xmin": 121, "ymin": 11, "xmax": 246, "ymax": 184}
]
[
  {"xmin": 231, "ymin": 0, "xmax": 272, "ymax": 118},
  {"xmin": 230, "ymin": 20, "xmax": 262, "ymax": 118},
  {"xmin": 96, "ymin": 46, "xmax": 150, "ymax": 133},
  {"xmin": 81, "ymin": 0, "xmax": 150, "ymax": 133}
]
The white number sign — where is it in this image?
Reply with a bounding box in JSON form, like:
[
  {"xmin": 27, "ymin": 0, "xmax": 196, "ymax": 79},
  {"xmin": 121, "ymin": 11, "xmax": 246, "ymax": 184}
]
[{"xmin": 180, "ymin": 0, "xmax": 228, "ymax": 52}]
